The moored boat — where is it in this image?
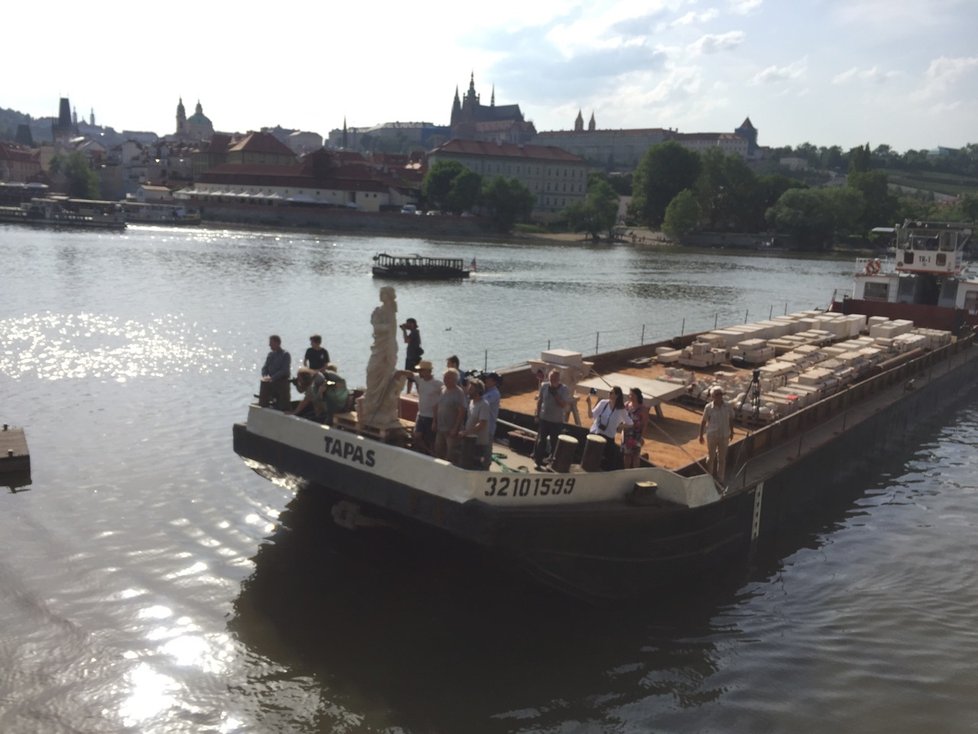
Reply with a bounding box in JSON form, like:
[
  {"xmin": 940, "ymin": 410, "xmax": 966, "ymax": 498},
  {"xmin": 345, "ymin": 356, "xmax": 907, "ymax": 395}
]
[
  {"xmin": 233, "ymin": 285, "xmax": 978, "ymax": 600},
  {"xmin": 0, "ymin": 196, "xmax": 126, "ymax": 231},
  {"xmin": 371, "ymin": 252, "xmax": 471, "ymax": 279},
  {"xmin": 831, "ymin": 219, "xmax": 977, "ymax": 333}
]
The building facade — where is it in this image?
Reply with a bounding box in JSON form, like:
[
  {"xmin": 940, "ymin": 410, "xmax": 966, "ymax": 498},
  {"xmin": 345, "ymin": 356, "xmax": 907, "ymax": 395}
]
[{"xmin": 428, "ymin": 139, "xmax": 588, "ymax": 221}]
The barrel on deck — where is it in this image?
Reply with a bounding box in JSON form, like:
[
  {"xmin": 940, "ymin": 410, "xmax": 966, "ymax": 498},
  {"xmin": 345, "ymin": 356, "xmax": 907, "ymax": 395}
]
[
  {"xmin": 581, "ymin": 434, "xmax": 606, "ymax": 472},
  {"xmin": 552, "ymin": 434, "xmax": 578, "ymax": 473}
]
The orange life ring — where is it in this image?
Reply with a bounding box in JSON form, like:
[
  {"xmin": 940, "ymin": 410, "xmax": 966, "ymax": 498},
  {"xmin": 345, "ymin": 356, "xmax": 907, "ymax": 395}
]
[{"xmin": 864, "ymin": 259, "xmax": 881, "ymax": 276}]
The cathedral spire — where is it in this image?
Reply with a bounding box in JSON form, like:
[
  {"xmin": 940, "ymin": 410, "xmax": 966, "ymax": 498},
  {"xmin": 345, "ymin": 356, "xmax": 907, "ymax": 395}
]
[
  {"xmin": 491, "ymin": 84, "xmax": 495, "ymax": 107},
  {"xmin": 574, "ymin": 109, "xmax": 584, "ymax": 132},
  {"xmin": 588, "ymin": 111, "xmax": 596, "ymax": 132}
]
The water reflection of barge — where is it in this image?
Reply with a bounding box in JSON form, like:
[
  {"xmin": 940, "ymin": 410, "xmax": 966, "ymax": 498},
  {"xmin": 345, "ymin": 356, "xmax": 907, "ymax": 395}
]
[{"xmin": 234, "ymin": 276, "xmax": 978, "ymax": 600}]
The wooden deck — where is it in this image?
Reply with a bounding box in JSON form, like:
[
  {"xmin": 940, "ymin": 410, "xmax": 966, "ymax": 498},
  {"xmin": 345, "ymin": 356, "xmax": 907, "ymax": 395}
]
[
  {"xmin": 0, "ymin": 425, "xmax": 31, "ymax": 485},
  {"xmin": 499, "ymin": 362, "xmax": 751, "ymax": 471}
]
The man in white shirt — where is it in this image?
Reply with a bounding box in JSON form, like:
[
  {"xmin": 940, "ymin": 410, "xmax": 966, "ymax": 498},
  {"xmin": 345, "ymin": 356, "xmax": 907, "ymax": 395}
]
[
  {"xmin": 398, "ymin": 360, "xmax": 442, "ymax": 454},
  {"xmin": 699, "ymin": 386, "xmax": 735, "ymax": 481}
]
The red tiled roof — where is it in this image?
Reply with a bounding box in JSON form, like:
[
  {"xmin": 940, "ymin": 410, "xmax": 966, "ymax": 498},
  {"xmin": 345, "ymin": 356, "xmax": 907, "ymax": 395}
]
[
  {"xmin": 431, "ymin": 139, "xmax": 585, "ymax": 163},
  {"xmin": 227, "ymin": 131, "xmax": 295, "ymax": 157}
]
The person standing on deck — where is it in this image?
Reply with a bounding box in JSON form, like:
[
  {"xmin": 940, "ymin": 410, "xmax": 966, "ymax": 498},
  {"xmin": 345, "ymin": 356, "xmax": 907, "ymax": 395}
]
[
  {"xmin": 397, "ymin": 360, "xmax": 442, "ymax": 454},
  {"xmin": 461, "ymin": 378, "xmax": 492, "ymax": 469},
  {"xmin": 401, "ymin": 318, "xmax": 423, "ymax": 393},
  {"xmin": 586, "ymin": 386, "xmax": 632, "ymax": 470},
  {"xmin": 699, "ymin": 386, "xmax": 735, "ymax": 481},
  {"xmin": 482, "ymin": 372, "xmax": 501, "ymax": 442},
  {"xmin": 303, "ymin": 335, "xmax": 330, "ymax": 371},
  {"xmin": 433, "ymin": 368, "xmax": 466, "ymax": 464},
  {"xmin": 259, "ymin": 335, "xmax": 291, "ymax": 410},
  {"xmin": 533, "ymin": 369, "xmax": 571, "ymax": 468}
]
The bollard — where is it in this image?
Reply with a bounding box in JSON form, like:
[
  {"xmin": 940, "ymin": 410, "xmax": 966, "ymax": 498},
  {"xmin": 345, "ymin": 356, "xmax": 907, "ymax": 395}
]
[
  {"xmin": 627, "ymin": 480, "xmax": 658, "ymax": 505},
  {"xmin": 552, "ymin": 434, "xmax": 578, "ymax": 473},
  {"xmin": 581, "ymin": 434, "xmax": 606, "ymax": 472}
]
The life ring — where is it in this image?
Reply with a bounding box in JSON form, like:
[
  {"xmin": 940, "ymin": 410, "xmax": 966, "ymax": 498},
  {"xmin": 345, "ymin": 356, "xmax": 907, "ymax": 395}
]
[{"xmin": 864, "ymin": 259, "xmax": 881, "ymax": 276}]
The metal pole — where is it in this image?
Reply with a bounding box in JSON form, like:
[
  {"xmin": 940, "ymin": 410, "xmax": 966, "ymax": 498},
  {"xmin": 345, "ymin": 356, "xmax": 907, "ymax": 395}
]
[
  {"xmin": 681, "ymin": 317, "xmax": 685, "ymax": 336},
  {"xmin": 745, "ymin": 309, "xmax": 749, "ymax": 324},
  {"xmin": 714, "ymin": 313, "xmax": 718, "ymax": 329},
  {"xmin": 547, "ymin": 339, "xmax": 551, "ymax": 350},
  {"xmin": 484, "ymin": 349, "xmax": 488, "ymax": 371},
  {"xmin": 769, "ymin": 305, "xmax": 773, "ymax": 319},
  {"xmin": 641, "ymin": 324, "xmax": 645, "ymax": 345},
  {"xmin": 784, "ymin": 302, "xmax": 788, "ymax": 315},
  {"xmin": 595, "ymin": 331, "xmax": 600, "ymax": 354}
]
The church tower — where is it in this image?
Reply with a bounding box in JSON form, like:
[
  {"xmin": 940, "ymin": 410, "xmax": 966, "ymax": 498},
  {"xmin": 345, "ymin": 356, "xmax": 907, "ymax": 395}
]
[
  {"xmin": 588, "ymin": 111, "xmax": 596, "ymax": 132},
  {"xmin": 176, "ymin": 97, "xmax": 187, "ymax": 135},
  {"xmin": 574, "ymin": 109, "xmax": 584, "ymax": 132},
  {"xmin": 450, "ymin": 86, "xmax": 462, "ymax": 126}
]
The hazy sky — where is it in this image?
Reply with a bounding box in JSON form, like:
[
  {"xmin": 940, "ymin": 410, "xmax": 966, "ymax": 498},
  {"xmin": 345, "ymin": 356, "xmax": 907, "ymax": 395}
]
[{"xmin": 6, "ymin": 0, "xmax": 976, "ymax": 152}]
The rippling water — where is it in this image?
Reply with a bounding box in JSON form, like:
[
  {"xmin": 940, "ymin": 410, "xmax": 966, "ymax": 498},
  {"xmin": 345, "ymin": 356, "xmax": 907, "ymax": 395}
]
[{"xmin": 1, "ymin": 224, "xmax": 976, "ymax": 733}]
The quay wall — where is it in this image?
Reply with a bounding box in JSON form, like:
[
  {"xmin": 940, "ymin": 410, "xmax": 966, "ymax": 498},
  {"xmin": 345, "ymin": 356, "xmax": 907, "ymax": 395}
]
[{"xmin": 198, "ymin": 202, "xmax": 492, "ymax": 239}]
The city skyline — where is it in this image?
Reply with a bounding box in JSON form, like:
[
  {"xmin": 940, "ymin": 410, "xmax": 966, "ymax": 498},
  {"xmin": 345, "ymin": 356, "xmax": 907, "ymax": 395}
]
[{"xmin": 5, "ymin": 0, "xmax": 976, "ymax": 153}]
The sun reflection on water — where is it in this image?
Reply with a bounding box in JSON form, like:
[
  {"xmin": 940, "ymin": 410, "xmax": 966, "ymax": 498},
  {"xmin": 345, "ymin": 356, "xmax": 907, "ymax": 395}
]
[{"xmin": 0, "ymin": 311, "xmax": 228, "ymax": 380}]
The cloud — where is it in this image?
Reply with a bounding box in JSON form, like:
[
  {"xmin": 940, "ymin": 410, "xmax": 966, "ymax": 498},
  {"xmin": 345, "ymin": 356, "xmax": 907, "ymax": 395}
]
[
  {"xmin": 671, "ymin": 8, "xmax": 720, "ymax": 27},
  {"xmin": 688, "ymin": 30, "xmax": 745, "ymax": 55},
  {"xmin": 751, "ymin": 58, "xmax": 807, "ymax": 84},
  {"xmin": 611, "ymin": 10, "xmax": 671, "ymax": 37},
  {"xmin": 729, "ymin": 0, "xmax": 762, "ymax": 14},
  {"xmin": 831, "ymin": 65, "xmax": 900, "ymax": 84},
  {"xmin": 922, "ymin": 55, "xmax": 978, "ymax": 92}
]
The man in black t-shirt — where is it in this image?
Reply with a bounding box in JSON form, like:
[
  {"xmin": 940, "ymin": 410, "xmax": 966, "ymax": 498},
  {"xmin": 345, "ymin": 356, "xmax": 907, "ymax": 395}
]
[{"xmin": 304, "ymin": 334, "xmax": 330, "ymax": 371}]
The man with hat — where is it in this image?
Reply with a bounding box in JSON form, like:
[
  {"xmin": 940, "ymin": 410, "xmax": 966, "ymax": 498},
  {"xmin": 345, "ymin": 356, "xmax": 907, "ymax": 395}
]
[
  {"xmin": 397, "ymin": 359, "xmax": 441, "ymax": 453},
  {"xmin": 698, "ymin": 385, "xmax": 735, "ymax": 481}
]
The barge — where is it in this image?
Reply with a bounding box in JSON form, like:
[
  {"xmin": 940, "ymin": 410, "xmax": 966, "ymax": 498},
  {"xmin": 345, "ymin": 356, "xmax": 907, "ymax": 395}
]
[{"xmin": 234, "ymin": 280, "xmax": 978, "ymax": 599}]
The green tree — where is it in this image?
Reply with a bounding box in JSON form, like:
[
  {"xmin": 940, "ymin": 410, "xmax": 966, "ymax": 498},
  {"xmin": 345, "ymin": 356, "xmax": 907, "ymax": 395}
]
[
  {"xmin": 662, "ymin": 189, "xmax": 700, "ymax": 239},
  {"xmin": 481, "ymin": 177, "xmax": 535, "ymax": 232},
  {"xmin": 766, "ymin": 187, "xmax": 864, "ymax": 249},
  {"xmin": 422, "ymin": 160, "xmax": 481, "ymax": 214},
  {"xmin": 848, "ymin": 143, "xmax": 871, "ymax": 174},
  {"xmin": 631, "ymin": 141, "xmax": 701, "ymax": 227},
  {"xmin": 693, "ymin": 148, "xmax": 757, "ymax": 231},
  {"xmin": 848, "ymin": 170, "xmax": 899, "ymax": 229},
  {"xmin": 566, "ymin": 177, "xmax": 620, "ymax": 241},
  {"xmin": 49, "ymin": 151, "xmax": 100, "ymax": 199}
]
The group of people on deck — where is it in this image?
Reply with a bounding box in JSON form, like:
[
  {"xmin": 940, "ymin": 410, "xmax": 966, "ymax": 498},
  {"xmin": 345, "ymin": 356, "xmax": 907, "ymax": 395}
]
[
  {"xmin": 400, "ymin": 359, "xmax": 501, "ymax": 470},
  {"xmin": 258, "ymin": 334, "xmax": 349, "ymax": 425},
  {"xmin": 533, "ymin": 369, "xmax": 651, "ymax": 471}
]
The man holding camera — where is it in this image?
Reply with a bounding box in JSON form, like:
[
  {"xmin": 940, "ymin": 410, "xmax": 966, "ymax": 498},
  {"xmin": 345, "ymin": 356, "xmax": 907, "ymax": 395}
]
[
  {"xmin": 533, "ymin": 369, "xmax": 570, "ymax": 468},
  {"xmin": 400, "ymin": 318, "xmax": 423, "ymax": 393}
]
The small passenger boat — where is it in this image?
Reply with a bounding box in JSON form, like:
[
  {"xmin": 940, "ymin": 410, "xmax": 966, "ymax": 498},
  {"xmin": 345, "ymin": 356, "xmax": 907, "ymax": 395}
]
[{"xmin": 371, "ymin": 253, "xmax": 471, "ymax": 279}]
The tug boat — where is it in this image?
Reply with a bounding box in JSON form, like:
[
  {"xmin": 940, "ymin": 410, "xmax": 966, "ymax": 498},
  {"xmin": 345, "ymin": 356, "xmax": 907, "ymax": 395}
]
[
  {"xmin": 831, "ymin": 220, "xmax": 978, "ymax": 333},
  {"xmin": 234, "ymin": 282, "xmax": 978, "ymax": 599}
]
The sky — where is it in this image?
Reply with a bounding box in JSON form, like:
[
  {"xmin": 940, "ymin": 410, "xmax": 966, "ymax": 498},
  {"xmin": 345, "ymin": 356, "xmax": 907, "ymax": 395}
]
[{"xmin": 5, "ymin": 0, "xmax": 977, "ymax": 153}]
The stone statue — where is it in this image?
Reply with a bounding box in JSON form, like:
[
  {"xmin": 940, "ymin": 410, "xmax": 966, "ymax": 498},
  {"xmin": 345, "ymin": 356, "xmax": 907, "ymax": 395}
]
[{"xmin": 360, "ymin": 286, "xmax": 405, "ymax": 429}]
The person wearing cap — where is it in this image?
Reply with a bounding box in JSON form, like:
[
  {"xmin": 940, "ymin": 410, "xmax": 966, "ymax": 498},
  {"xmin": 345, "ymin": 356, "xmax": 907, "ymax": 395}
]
[
  {"xmin": 482, "ymin": 372, "xmax": 501, "ymax": 442},
  {"xmin": 699, "ymin": 386, "xmax": 735, "ymax": 481},
  {"xmin": 397, "ymin": 359, "xmax": 442, "ymax": 453},
  {"xmin": 400, "ymin": 317, "xmax": 423, "ymax": 393}
]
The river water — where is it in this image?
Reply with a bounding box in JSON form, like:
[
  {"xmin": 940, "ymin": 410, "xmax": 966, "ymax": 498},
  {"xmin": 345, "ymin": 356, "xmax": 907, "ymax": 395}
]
[{"xmin": 1, "ymin": 224, "xmax": 976, "ymax": 733}]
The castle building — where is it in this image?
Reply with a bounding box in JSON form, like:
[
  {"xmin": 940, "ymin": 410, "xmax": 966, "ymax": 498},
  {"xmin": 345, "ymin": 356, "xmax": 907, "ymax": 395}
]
[
  {"xmin": 449, "ymin": 73, "xmax": 535, "ymax": 144},
  {"xmin": 534, "ymin": 113, "xmax": 760, "ymax": 170}
]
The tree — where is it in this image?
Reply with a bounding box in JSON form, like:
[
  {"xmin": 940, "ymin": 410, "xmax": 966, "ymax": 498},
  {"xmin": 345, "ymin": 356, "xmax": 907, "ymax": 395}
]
[
  {"xmin": 481, "ymin": 177, "xmax": 535, "ymax": 232},
  {"xmin": 693, "ymin": 148, "xmax": 757, "ymax": 231},
  {"xmin": 662, "ymin": 189, "xmax": 700, "ymax": 239},
  {"xmin": 766, "ymin": 187, "xmax": 864, "ymax": 249},
  {"xmin": 848, "ymin": 170, "xmax": 899, "ymax": 229},
  {"xmin": 49, "ymin": 151, "xmax": 100, "ymax": 199},
  {"xmin": 630, "ymin": 141, "xmax": 701, "ymax": 227},
  {"xmin": 848, "ymin": 143, "xmax": 871, "ymax": 174},
  {"xmin": 422, "ymin": 160, "xmax": 482, "ymax": 214},
  {"xmin": 565, "ymin": 177, "xmax": 620, "ymax": 241}
]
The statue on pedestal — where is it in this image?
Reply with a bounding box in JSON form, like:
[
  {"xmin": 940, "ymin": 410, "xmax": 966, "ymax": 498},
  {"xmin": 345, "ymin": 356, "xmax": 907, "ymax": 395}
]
[{"xmin": 360, "ymin": 286, "xmax": 405, "ymax": 429}]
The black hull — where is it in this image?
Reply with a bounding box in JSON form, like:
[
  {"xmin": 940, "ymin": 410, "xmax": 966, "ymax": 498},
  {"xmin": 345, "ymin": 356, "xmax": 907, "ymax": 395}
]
[{"xmin": 371, "ymin": 266, "xmax": 470, "ymax": 280}]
